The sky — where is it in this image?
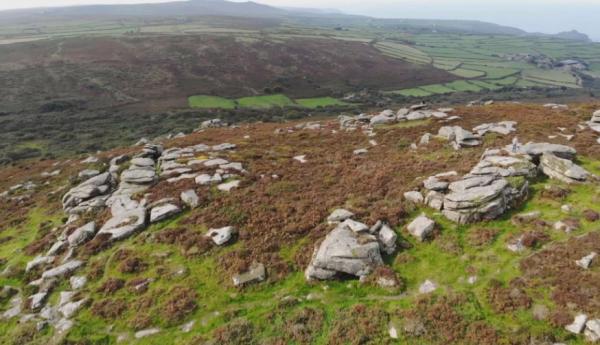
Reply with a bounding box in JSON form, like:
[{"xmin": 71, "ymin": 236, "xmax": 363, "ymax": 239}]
[{"xmin": 1, "ymin": 0, "xmax": 599, "ymax": 40}]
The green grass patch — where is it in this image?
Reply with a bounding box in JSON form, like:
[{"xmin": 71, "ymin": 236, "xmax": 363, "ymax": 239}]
[
  {"xmin": 444, "ymin": 80, "xmax": 483, "ymax": 92},
  {"xmin": 236, "ymin": 94, "xmax": 295, "ymax": 109}
]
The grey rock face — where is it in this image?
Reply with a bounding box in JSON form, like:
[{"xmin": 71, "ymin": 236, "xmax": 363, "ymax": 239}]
[
  {"xmin": 509, "ymin": 142, "xmax": 576, "ymax": 160},
  {"xmin": 217, "ymin": 180, "xmax": 240, "ymax": 192},
  {"xmin": 150, "ymin": 204, "xmax": 181, "ymax": 223},
  {"xmin": 120, "ymin": 169, "xmax": 156, "ymax": 184},
  {"xmin": 26, "ymin": 256, "xmax": 55, "ymax": 272},
  {"xmin": 62, "ymin": 172, "xmax": 114, "ymax": 214},
  {"xmin": 540, "ymin": 153, "xmax": 590, "ymax": 184},
  {"xmin": 404, "ymin": 191, "xmax": 424, "ymax": 204},
  {"xmin": 378, "ymin": 224, "xmax": 397, "ymax": 255},
  {"xmin": 98, "ymin": 207, "xmax": 147, "ymax": 241},
  {"xmin": 180, "ymin": 190, "xmax": 199, "ymax": 209},
  {"xmin": 473, "ymin": 121, "xmax": 517, "ymax": 136},
  {"xmin": 41, "ymin": 260, "xmax": 83, "ymax": 279},
  {"xmin": 305, "ymin": 224, "xmax": 383, "ymax": 280},
  {"xmin": 232, "ymin": 263, "xmax": 266, "ymax": 287},
  {"xmin": 437, "ymin": 126, "xmax": 481, "ymax": 148},
  {"xmin": 327, "ymin": 209, "xmax": 354, "ymax": 223},
  {"xmin": 206, "ymin": 226, "xmax": 237, "ymax": 245},
  {"xmin": 67, "ymin": 222, "xmax": 97, "ymax": 247},
  {"xmin": 407, "ymin": 215, "xmax": 435, "ymax": 241}
]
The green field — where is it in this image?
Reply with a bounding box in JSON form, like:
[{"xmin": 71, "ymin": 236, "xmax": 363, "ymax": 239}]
[
  {"xmin": 373, "ymin": 32, "xmax": 600, "ymax": 96},
  {"xmin": 187, "ymin": 94, "xmax": 351, "ymax": 109},
  {"xmin": 236, "ymin": 94, "xmax": 295, "ymax": 109},
  {"xmin": 188, "ymin": 95, "xmax": 236, "ymax": 109}
]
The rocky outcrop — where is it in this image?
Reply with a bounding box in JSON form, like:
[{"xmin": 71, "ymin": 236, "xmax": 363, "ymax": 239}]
[
  {"xmin": 588, "ymin": 110, "xmax": 600, "ymax": 133},
  {"xmin": 62, "ymin": 172, "xmax": 114, "ymax": 215},
  {"xmin": 540, "ymin": 153, "xmax": 591, "ymax": 184},
  {"xmin": 305, "ymin": 221, "xmax": 384, "ymax": 280},
  {"xmin": 407, "ymin": 215, "xmax": 435, "ymax": 241},
  {"xmin": 437, "ymin": 126, "xmax": 481, "ymax": 149},
  {"xmin": 473, "ymin": 121, "xmax": 517, "ymax": 136}
]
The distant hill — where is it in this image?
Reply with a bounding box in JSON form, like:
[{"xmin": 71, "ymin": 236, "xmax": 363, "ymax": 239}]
[
  {"xmin": 0, "ymin": 0, "xmax": 287, "ymax": 22},
  {"xmin": 0, "ymin": 0, "xmax": 592, "ymax": 40},
  {"xmin": 553, "ymin": 30, "xmax": 591, "ymax": 42}
]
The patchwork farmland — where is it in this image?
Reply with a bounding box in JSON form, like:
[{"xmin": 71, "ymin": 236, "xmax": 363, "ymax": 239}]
[{"xmin": 374, "ymin": 34, "xmax": 600, "ymax": 97}]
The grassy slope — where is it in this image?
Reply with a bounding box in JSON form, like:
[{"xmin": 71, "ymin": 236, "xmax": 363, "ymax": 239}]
[{"xmin": 2, "ymin": 103, "xmax": 600, "ymax": 344}]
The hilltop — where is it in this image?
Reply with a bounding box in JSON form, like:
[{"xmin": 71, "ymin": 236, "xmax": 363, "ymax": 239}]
[{"xmin": 1, "ymin": 101, "xmax": 600, "ymax": 344}]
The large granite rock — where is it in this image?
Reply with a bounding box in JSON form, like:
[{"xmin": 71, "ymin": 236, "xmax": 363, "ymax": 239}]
[
  {"xmin": 407, "ymin": 215, "xmax": 435, "ymax": 241},
  {"xmin": 305, "ymin": 223, "xmax": 383, "ymax": 280},
  {"xmin": 62, "ymin": 172, "xmax": 114, "ymax": 214},
  {"xmin": 67, "ymin": 222, "xmax": 97, "ymax": 247},
  {"xmin": 508, "ymin": 142, "xmax": 576, "ymax": 160},
  {"xmin": 473, "ymin": 121, "xmax": 517, "ymax": 136},
  {"xmin": 97, "ymin": 207, "xmax": 147, "ymax": 241},
  {"xmin": 540, "ymin": 153, "xmax": 590, "ymax": 184},
  {"xmin": 41, "ymin": 260, "xmax": 83, "ymax": 279},
  {"xmin": 588, "ymin": 110, "xmax": 600, "ymax": 133},
  {"xmin": 438, "ymin": 126, "xmax": 481, "ymax": 148}
]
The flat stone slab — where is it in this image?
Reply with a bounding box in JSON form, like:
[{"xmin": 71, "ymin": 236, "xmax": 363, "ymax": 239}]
[
  {"xmin": 150, "ymin": 204, "xmax": 181, "ymax": 223},
  {"xmin": 206, "ymin": 226, "xmax": 237, "ymax": 245}
]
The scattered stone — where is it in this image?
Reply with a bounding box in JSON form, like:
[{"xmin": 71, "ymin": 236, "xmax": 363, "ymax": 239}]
[
  {"xmin": 28, "ymin": 291, "xmax": 48, "ymax": 311},
  {"xmin": 305, "ymin": 223, "xmax": 383, "ymax": 280},
  {"xmin": 217, "ymin": 180, "xmax": 240, "ymax": 192},
  {"xmin": 232, "ymin": 263, "xmax": 266, "ymax": 287},
  {"xmin": 473, "ymin": 121, "xmax": 517, "ymax": 136},
  {"xmin": 418, "ymin": 280, "xmax": 437, "ymax": 294},
  {"xmin": 406, "ymin": 215, "xmax": 435, "ymax": 242},
  {"xmin": 565, "ymin": 314, "xmax": 588, "ymax": 334},
  {"xmin": 26, "ymin": 256, "xmax": 55, "ymax": 272},
  {"xmin": 507, "ymin": 236, "xmax": 525, "ymax": 253},
  {"xmin": 41, "ymin": 260, "xmax": 83, "ymax": 279},
  {"xmin": 378, "ymin": 224, "xmax": 397, "ymax": 255},
  {"xmin": 340, "ymin": 219, "xmax": 369, "ymax": 233},
  {"xmin": 437, "ymin": 126, "xmax": 481, "ymax": 148},
  {"xmin": 293, "ymin": 155, "xmax": 307, "ymax": 163},
  {"xmin": 70, "ymin": 276, "xmax": 87, "ymax": 290},
  {"xmin": 205, "ymin": 226, "xmax": 237, "ymax": 246},
  {"xmin": 404, "ymin": 191, "xmax": 424, "ymax": 204},
  {"xmin": 561, "ymin": 204, "xmax": 573, "ymax": 214},
  {"xmin": 181, "ymin": 320, "xmax": 195, "ymax": 333},
  {"xmin": 68, "ymin": 222, "xmax": 97, "ymax": 247},
  {"xmin": 540, "ymin": 153, "xmax": 590, "ymax": 184},
  {"xmin": 98, "ymin": 207, "xmax": 147, "ymax": 240},
  {"xmin": 135, "ymin": 328, "xmax": 161, "ymax": 339},
  {"xmin": 353, "ymin": 148, "xmax": 368, "ymax": 155},
  {"xmin": 575, "ymin": 252, "xmax": 597, "ymax": 269},
  {"xmin": 585, "ymin": 319, "xmax": 600, "ymax": 343},
  {"xmin": 150, "ymin": 204, "xmax": 181, "ymax": 223},
  {"xmin": 425, "ymin": 191, "xmax": 444, "ymax": 210},
  {"xmin": 200, "ymin": 118, "xmax": 226, "ymax": 129},
  {"xmin": 327, "ymin": 209, "xmax": 354, "ymax": 223},
  {"xmin": 553, "ymin": 219, "xmax": 579, "ymax": 233},
  {"xmin": 180, "ymin": 190, "xmax": 199, "ymax": 209}
]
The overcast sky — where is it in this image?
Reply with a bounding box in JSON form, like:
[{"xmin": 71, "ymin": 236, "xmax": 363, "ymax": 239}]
[{"xmin": 2, "ymin": 0, "xmax": 599, "ymax": 40}]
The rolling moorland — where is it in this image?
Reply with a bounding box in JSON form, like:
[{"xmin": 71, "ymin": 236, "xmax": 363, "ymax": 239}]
[
  {"xmin": 2, "ymin": 0, "xmax": 600, "ymax": 164},
  {"xmin": 1, "ymin": 102, "xmax": 600, "ymax": 345},
  {"xmin": 1, "ymin": 1, "xmax": 600, "ymax": 344}
]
